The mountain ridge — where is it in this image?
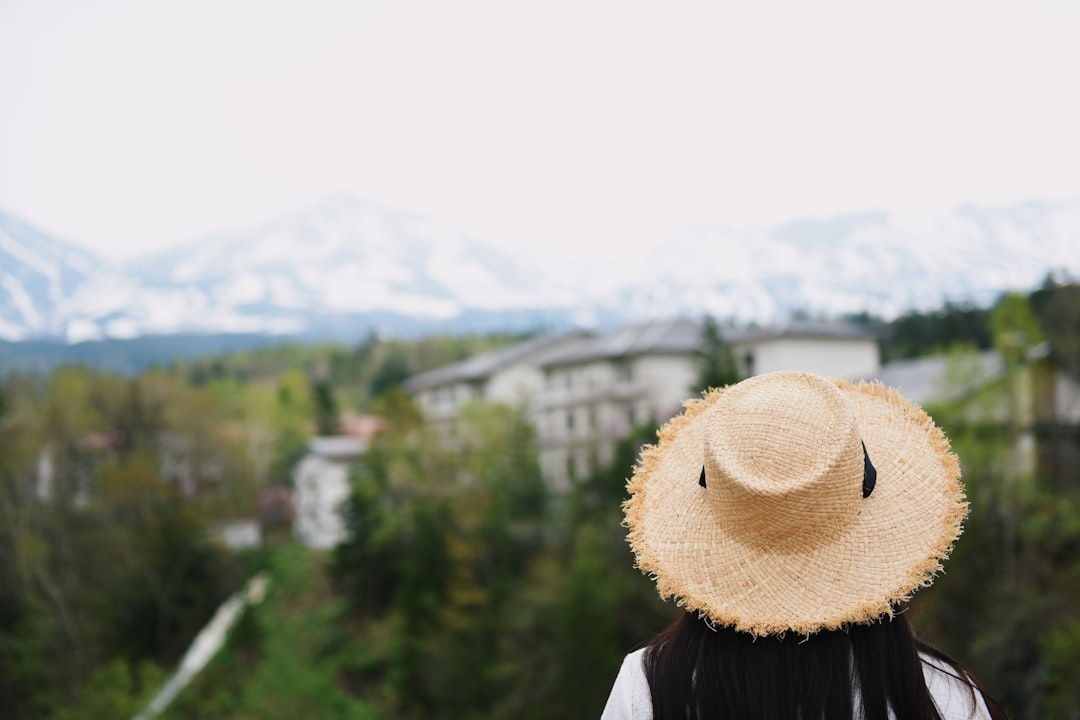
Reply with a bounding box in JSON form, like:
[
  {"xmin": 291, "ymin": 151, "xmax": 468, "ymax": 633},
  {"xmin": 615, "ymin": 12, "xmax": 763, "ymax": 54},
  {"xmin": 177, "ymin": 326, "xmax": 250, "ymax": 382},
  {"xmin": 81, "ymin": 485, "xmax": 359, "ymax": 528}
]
[{"xmin": 1, "ymin": 194, "xmax": 1076, "ymax": 345}]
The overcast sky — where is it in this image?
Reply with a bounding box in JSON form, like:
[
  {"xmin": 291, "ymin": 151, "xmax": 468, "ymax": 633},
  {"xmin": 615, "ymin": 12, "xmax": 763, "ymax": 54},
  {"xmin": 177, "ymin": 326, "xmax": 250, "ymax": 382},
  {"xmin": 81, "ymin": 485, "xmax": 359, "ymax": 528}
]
[{"xmin": 2, "ymin": 0, "xmax": 1079, "ymax": 262}]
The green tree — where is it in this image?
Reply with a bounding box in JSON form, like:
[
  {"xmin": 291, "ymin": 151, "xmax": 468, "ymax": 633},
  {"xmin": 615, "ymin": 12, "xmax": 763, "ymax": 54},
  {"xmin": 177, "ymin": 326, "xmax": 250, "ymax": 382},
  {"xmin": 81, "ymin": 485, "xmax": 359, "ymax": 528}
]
[
  {"xmin": 991, "ymin": 292, "xmax": 1045, "ymax": 368},
  {"xmin": 1030, "ymin": 279, "xmax": 1080, "ymax": 376},
  {"xmin": 881, "ymin": 302, "xmax": 993, "ymax": 362},
  {"xmin": 331, "ymin": 398, "xmax": 556, "ymax": 718},
  {"xmin": 912, "ymin": 302, "xmax": 1080, "ymax": 718},
  {"xmin": 311, "ymin": 378, "xmax": 340, "ymax": 435},
  {"xmin": 0, "ymin": 367, "xmax": 249, "ymax": 716},
  {"xmin": 694, "ymin": 315, "xmax": 739, "ymax": 392}
]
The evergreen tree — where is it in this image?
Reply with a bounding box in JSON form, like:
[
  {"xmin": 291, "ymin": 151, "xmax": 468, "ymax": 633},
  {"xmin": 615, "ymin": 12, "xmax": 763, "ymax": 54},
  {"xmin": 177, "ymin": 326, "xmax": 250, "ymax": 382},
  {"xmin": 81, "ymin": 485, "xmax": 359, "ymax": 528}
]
[
  {"xmin": 310, "ymin": 378, "xmax": 340, "ymax": 435},
  {"xmin": 694, "ymin": 315, "xmax": 740, "ymax": 392}
]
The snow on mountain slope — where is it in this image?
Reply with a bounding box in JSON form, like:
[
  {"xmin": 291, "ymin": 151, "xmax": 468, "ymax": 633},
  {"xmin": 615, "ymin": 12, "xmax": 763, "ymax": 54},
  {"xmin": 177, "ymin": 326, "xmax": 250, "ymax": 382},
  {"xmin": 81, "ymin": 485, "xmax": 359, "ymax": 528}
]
[
  {"xmin": 116, "ymin": 194, "xmax": 548, "ymax": 320},
  {"xmin": 589, "ymin": 201, "xmax": 1079, "ymax": 323},
  {"xmin": 0, "ymin": 213, "xmax": 99, "ymax": 340},
  {"xmin": 48, "ymin": 194, "xmax": 559, "ymax": 340},
  {"xmin": 0, "ymin": 195, "xmax": 1077, "ymax": 343}
]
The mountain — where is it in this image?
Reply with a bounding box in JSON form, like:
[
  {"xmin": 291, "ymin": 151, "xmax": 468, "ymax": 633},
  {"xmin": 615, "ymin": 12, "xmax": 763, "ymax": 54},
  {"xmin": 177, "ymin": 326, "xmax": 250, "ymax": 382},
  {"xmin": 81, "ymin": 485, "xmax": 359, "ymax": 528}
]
[
  {"xmin": 579, "ymin": 202, "xmax": 1080, "ymax": 323},
  {"xmin": 1, "ymin": 194, "xmax": 1078, "ymax": 351},
  {"xmin": 2, "ymin": 195, "xmax": 577, "ymax": 344},
  {"xmin": 0, "ymin": 213, "xmax": 100, "ymax": 340}
]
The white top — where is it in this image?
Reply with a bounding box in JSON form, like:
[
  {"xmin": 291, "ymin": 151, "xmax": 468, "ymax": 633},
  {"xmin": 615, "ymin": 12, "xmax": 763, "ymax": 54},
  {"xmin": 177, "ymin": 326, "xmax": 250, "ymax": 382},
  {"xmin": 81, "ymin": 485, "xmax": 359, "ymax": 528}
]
[{"xmin": 601, "ymin": 648, "xmax": 993, "ymax": 720}]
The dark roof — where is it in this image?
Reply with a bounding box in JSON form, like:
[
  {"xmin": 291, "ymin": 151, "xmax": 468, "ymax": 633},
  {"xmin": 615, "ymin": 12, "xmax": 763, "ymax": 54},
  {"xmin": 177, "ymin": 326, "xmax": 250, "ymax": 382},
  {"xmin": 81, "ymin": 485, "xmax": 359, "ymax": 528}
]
[
  {"xmin": 405, "ymin": 318, "xmax": 877, "ymax": 388},
  {"xmin": 540, "ymin": 317, "xmax": 702, "ymax": 368},
  {"xmin": 404, "ymin": 331, "xmax": 591, "ymax": 392},
  {"xmin": 725, "ymin": 320, "xmax": 877, "ymax": 344}
]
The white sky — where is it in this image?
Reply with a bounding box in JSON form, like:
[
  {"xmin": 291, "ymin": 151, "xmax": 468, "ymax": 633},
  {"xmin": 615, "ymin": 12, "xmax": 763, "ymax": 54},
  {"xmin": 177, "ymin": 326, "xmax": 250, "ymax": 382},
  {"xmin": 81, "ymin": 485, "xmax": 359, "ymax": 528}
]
[{"xmin": 2, "ymin": 0, "xmax": 1079, "ymax": 262}]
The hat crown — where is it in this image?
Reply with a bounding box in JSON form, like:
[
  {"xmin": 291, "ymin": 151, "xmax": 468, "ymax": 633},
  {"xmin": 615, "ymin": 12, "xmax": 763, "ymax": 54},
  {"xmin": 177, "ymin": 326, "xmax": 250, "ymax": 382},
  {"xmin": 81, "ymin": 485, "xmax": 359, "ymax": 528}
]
[{"xmin": 703, "ymin": 372, "xmax": 866, "ymax": 543}]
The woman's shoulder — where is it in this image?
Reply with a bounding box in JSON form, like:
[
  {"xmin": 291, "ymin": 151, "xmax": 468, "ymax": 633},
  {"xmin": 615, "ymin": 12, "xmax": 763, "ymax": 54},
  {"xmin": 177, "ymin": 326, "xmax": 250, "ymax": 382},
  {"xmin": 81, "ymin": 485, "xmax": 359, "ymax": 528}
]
[
  {"xmin": 919, "ymin": 652, "xmax": 994, "ymax": 720},
  {"xmin": 600, "ymin": 649, "xmax": 651, "ymax": 720}
]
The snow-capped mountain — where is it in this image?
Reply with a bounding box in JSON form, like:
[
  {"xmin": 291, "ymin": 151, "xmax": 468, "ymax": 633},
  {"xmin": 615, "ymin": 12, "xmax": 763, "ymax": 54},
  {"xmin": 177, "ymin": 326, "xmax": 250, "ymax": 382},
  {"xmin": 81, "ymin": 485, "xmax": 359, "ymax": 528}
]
[
  {"xmin": 0, "ymin": 213, "xmax": 100, "ymax": 340},
  {"xmin": 4, "ymin": 195, "xmax": 571, "ymax": 343},
  {"xmin": 1, "ymin": 194, "xmax": 1077, "ymax": 344},
  {"xmin": 588, "ymin": 202, "xmax": 1080, "ymax": 323}
]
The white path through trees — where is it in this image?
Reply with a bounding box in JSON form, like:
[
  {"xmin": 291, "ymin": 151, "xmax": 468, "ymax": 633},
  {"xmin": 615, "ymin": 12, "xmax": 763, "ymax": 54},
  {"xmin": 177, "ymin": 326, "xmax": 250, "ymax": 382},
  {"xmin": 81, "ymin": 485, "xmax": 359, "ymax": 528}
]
[{"xmin": 132, "ymin": 572, "xmax": 270, "ymax": 720}]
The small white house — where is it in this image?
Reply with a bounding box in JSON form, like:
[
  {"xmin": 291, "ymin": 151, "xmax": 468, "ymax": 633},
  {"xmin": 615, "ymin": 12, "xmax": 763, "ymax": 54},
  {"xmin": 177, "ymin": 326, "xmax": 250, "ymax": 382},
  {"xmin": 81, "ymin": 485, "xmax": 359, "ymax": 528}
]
[
  {"xmin": 292, "ymin": 436, "xmax": 367, "ymax": 549},
  {"xmin": 213, "ymin": 519, "xmax": 263, "ymax": 550}
]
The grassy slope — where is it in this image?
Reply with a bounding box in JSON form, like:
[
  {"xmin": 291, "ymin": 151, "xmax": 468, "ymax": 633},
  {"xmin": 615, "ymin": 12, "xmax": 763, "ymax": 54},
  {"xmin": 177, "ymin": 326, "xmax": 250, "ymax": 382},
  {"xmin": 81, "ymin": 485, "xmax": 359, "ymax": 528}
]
[{"xmin": 160, "ymin": 545, "xmax": 382, "ymax": 720}]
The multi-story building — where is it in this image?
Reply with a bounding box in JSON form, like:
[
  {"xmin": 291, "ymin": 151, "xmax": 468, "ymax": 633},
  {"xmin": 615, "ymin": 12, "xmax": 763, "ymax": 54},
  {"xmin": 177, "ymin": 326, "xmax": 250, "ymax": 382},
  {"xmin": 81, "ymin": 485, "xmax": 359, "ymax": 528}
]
[
  {"xmin": 533, "ymin": 317, "xmax": 702, "ymax": 487},
  {"xmin": 532, "ymin": 318, "xmax": 882, "ymax": 487},
  {"xmin": 404, "ymin": 331, "xmax": 590, "ymax": 445},
  {"xmin": 403, "ymin": 317, "xmax": 881, "ymax": 488}
]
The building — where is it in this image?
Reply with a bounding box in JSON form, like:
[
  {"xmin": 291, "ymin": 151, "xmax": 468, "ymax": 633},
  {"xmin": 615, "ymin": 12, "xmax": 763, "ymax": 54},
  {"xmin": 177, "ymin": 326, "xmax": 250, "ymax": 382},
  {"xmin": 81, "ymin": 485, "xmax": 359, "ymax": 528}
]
[
  {"xmin": 213, "ymin": 519, "xmax": 262, "ymax": 550},
  {"xmin": 292, "ymin": 436, "xmax": 367, "ymax": 549},
  {"xmin": 404, "ymin": 331, "xmax": 590, "ymax": 445},
  {"xmin": 727, "ymin": 320, "xmax": 881, "ymax": 379},
  {"xmin": 404, "ymin": 317, "xmax": 881, "ymax": 488},
  {"xmin": 532, "ymin": 317, "xmax": 703, "ymax": 487}
]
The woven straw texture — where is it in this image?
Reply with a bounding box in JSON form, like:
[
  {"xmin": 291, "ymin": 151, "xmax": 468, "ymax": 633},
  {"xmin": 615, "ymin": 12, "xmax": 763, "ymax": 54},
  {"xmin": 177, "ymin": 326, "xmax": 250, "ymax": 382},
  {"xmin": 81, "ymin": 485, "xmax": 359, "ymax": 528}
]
[{"xmin": 624, "ymin": 371, "xmax": 967, "ymax": 637}]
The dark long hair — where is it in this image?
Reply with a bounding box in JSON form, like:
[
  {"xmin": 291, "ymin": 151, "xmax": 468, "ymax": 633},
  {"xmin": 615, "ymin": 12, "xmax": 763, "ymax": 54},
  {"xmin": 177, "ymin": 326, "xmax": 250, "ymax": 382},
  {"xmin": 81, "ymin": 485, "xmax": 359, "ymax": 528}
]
[{"xmin": 644, "ymin": 611, "xmax": 1006, "ymax": 720}]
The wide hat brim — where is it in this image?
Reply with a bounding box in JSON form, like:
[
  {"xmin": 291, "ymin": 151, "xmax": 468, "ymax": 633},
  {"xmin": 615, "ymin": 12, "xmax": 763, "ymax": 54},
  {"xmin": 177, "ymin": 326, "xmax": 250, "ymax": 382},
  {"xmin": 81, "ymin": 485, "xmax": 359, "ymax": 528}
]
[{"xmin": 623, "ymin": 376, "xmax": 967, "ymax": 637}]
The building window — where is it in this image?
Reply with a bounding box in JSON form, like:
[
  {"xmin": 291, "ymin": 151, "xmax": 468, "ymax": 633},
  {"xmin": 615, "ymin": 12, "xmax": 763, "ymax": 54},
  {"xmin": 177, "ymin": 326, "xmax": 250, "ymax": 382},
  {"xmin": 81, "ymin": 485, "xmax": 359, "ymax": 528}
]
[{"xmin": 618, "ymin": 364, "xmax": 634, "ymax": 383}]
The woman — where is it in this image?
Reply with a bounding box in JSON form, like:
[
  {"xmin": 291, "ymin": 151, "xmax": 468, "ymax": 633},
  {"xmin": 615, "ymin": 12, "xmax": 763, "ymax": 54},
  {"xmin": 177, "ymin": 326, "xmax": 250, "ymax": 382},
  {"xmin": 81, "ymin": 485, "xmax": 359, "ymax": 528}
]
[{"xmin": 602, "ymin": 371, "xmax": 1003, "ymax": 719}]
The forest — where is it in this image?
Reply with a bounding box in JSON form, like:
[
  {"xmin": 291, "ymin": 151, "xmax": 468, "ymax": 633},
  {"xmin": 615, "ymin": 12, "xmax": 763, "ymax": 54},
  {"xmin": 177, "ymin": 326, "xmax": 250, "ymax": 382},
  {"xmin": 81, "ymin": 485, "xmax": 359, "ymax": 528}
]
[{"xmin": 1, "ymin": 278, "xmax": 1078, "ymax": 719}]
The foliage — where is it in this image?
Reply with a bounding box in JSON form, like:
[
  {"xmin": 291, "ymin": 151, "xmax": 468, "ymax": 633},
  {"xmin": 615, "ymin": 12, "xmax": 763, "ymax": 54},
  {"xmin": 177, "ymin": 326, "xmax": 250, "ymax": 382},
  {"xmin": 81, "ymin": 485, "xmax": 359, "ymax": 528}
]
[
  {"xmin": 0, "ymin": 367, "xmax": 251, "ymax": 718},
  {"xmin": 161, "ymin": 546, "xmax": 379, "ymax": 720},
  {"xmin": 991, "ymin": 291, "xmax": 1045, "ymax": 367},
  {"xmin": 5, "ymin": 283, "xmax": 1080, "ymax": 719},
  {"xmin": 329, "ymin": 397, "xmax": 550, "ymax": 717},
  {"xmin": 51, "ymin": 659, "xmax": 166, "ymax": 720},
  {"xmin": 328, "ymin": 406, "xmax": 669, "ymax": 719},
  {"xmin": 312, "ymin": 378, "xmax": 341, "ymax": 435},
  {"xmin": 693, "ymin": 314, "xmax": 740, "ymax": 392},
  {"xmin": 1030, "ymin": 277, "xmax": 1080, "ymax": 377},
  {"xmin": 175, "ymin": 331, "xmax": 523, "ymax": 411},
  {"xmin": 910, "ymin": 291, "xmax": 1080, "ymax": 719},
  {"xmin": 880, "ymin": 301, "xmax": 993, "ymax": 362}
]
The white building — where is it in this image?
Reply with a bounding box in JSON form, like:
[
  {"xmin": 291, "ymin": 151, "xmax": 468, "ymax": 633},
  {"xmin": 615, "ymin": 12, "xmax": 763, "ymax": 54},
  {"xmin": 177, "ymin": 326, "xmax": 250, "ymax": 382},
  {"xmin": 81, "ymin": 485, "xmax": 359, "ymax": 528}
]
[
  {"xmin": 404, "ymin": 317, "xmax": 880, "ymax": 488},
  {"xmin": 533, "ymin": 318, "xmax": 702, "ymax": 487},
  {"xmin": 213, "ymin": 519, "xmax": 262, "ymax": 550},
  {"xmin": 728, "ymin": 321, "xmax": 881, "ymax": 379},
  {"xmin": 533, "ymin": 318, "xmax": 882, "ymax": 487},
  {"xmin": 292, "ymin": 436, "xmax": 367, "ymax": 549},
  {"xmin": 404, "ymin": 331, "xmax": 589, "ymax": 445}
]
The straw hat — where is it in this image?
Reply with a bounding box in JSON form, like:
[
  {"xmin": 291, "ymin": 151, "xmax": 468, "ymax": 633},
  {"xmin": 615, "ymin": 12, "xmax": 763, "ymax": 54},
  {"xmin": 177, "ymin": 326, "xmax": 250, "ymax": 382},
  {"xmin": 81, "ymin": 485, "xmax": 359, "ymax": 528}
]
[{"xmin": 624, "ymin": 371, "xmax": 967, "ymax": 637}]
